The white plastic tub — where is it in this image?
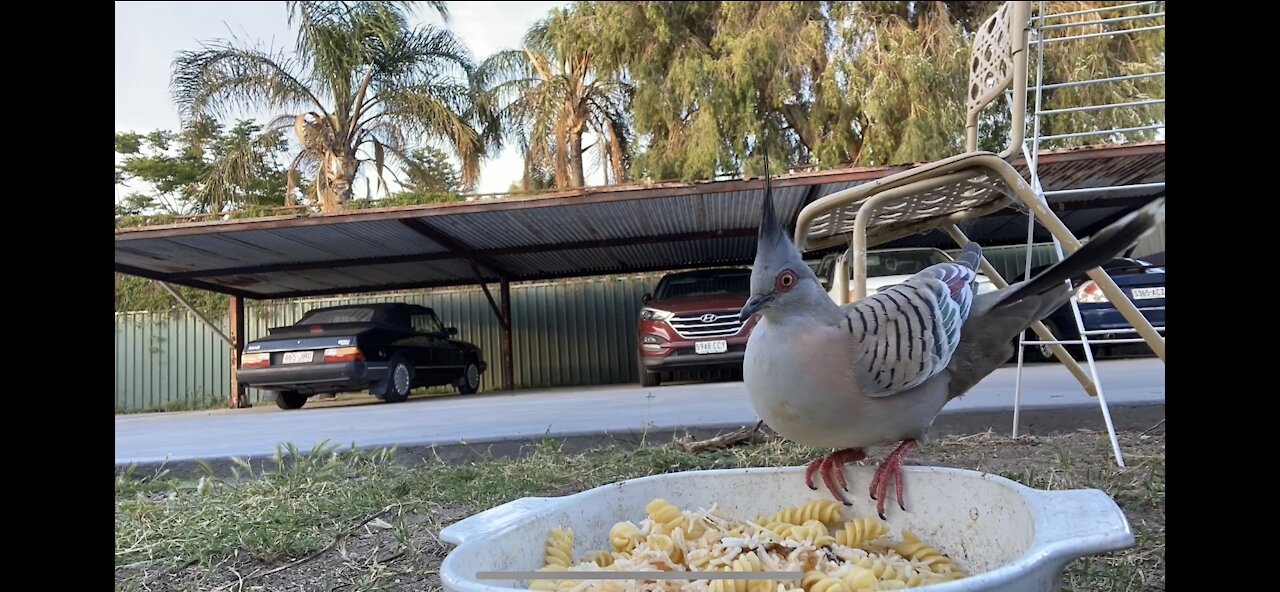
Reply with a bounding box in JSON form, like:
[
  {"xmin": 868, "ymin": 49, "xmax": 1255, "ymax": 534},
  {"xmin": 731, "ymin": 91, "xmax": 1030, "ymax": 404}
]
[{"xmin": 440, "ymin": 465, "xmax": 1132, "ymax": 592}]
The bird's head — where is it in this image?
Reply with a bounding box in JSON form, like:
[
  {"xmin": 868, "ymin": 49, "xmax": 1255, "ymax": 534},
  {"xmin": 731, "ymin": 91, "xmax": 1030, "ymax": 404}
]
[{"xmin": 739, "ymin": 178, "xmax": 824, "ymax": 322}]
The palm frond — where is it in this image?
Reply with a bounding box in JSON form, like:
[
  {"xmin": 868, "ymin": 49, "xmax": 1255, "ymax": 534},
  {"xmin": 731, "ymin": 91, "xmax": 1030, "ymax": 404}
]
[
  {"xmin": 373, "ymin": 25, "xmax": 475, "ymax": 84},
  {"xmin": 172, "ymin": 42, "xmax": 327, "ymax": 122},
  {"xmin": 377, "ymin": 87, "xmax": 485, "ymax": 185}
]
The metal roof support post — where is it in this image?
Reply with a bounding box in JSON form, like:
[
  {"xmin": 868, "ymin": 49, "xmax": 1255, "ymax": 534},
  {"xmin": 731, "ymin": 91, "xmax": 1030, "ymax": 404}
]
[
  {"xmin": 470, "ymin": 261, "xmax": 514, "ymax": 391},
  {"xmin": 500, "ymin": 278, "xmax": 513, "ymax": 391},
  {"xmin": 228, "ymin": 295, "xmax": 250, "ymax": 409}
]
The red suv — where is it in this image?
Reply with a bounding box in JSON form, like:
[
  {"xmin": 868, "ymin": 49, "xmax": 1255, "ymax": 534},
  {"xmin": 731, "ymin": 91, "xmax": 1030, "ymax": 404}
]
[{"xmin": 636, "ymin": 267, "xmax": 759, "ymax": 387}]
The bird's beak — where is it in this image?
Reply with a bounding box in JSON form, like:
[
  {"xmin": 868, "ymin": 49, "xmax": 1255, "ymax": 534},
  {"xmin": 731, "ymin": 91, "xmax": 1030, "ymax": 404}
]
[{"xmin": 740, "ymin": 294, "xmax": 773, "ymax": 321}]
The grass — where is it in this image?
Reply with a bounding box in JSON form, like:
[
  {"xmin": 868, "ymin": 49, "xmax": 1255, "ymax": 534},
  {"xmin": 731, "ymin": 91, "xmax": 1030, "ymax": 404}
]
[
  {"xmin": 115, "ymin": 427, "xmax": 1164, "ymax": 591},
  {"xmin": 116, "ymin": 394, "xmax": 229, "ymax": 414}
]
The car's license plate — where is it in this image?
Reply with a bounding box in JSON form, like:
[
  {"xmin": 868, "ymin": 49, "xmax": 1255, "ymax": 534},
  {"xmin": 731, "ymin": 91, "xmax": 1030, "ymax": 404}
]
[
  {"xmin": 282, "ymin": 351, "xmax": 314, "ymax": 364},
  {"xmin": 694, "ymin": 340, "xmax": 728, "ymax": 355},
  {"xmin": 1132, "ymin": 287, "xmax": 1164, "ymax": 300}
]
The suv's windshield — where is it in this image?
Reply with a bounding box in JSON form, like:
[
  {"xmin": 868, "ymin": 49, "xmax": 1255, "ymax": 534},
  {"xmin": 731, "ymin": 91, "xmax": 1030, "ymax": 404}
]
[
  {"xmin": 812, "ymin": 250, "xmax": 953, "ymax": 286},
  {"xmin": 654, "ymin": 270, "xmax": 752, "ymax": 299},
  {"xmin": 297, "ymin": 308, "xmax": 375, "ymax": 324},
  {"xmin": 863, "ymin": 250, "xmax": 951, "ymax": 277}
]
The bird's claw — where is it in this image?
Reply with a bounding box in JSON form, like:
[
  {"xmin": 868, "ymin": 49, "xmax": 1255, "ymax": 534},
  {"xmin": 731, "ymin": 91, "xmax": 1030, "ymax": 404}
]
[
  {"xmin": 868, "ymin": 439, "xmax": 917, "ymax": 518},
  {"xmin": 802, "ymin": 449, "xmax": 867, "ymax": 505}
]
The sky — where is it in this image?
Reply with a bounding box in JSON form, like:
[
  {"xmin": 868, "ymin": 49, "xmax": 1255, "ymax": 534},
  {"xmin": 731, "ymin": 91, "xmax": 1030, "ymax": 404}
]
[{"xmin": 114, "ymin": 1, "xmax": 580, "ymax": 197}]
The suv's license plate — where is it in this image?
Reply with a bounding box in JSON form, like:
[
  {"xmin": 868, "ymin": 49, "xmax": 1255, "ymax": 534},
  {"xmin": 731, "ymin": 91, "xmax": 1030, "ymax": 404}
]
[
  {"xmin": 1132, "ymin": 287, "xmax": 1164, "ymax": 300},
  {"xmin": 695, "ymin": 340, "xmax": 728, "ymax": 355},
  {"xmin": 283, "ymin": 351, "xmax": 315, "ymax": 364}
]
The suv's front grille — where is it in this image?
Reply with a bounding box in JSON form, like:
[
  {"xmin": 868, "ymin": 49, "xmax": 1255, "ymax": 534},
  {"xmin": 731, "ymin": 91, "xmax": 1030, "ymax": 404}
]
[{"xmin": 668, "ymin": 310, "xmax": 744, "ymax": 338}]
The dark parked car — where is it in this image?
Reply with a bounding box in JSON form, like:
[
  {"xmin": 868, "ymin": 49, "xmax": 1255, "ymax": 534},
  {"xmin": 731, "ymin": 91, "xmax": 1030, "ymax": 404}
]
[
  {"xmin": 238, "ymin": 303, "xmax": 486, "ymax": 409},
  {"xmin": 1019, "ymin": 257, "xmax": 1165, "ymax": 362},
  {"xmin": 637, "ymin": 267, "xmax": 759, "ymax": 387}
]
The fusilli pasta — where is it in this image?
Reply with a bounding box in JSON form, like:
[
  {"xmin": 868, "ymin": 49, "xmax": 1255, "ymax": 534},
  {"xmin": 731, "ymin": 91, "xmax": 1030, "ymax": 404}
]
[{"xmin": 526, "ymin": 499, "xmax": 968, "ymax": 591}]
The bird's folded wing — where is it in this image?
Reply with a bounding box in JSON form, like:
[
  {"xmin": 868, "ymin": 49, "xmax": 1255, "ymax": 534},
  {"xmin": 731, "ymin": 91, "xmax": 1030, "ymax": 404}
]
[{"xmin": 841, "ymin": 262, "xmax": 976, "ymax": 397}]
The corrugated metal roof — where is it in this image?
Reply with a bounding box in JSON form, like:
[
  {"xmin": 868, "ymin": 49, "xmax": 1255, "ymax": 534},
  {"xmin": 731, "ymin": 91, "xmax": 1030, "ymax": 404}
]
[{"xmin": 115, "ymin": 142, "xmax": 1164, "ymax": 299}]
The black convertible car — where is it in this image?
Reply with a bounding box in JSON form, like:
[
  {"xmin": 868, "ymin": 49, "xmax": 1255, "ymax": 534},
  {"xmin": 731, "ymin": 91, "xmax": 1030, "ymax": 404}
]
[{"xmin": 238, "ymin": 303, "xmax": 487, "ymax": 409}]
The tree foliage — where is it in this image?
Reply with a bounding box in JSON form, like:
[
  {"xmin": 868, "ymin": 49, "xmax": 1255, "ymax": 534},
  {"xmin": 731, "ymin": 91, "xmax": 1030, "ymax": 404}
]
[
  {"xmin": 115, "ymin": 273, "xmax": 228, "ymax": 318},
  {"xmin": 546, "ymin": 1, "xmax": 1163, "ymax": 181},
  {"xmin": 346, "ymin": 145, "xmax": 470, "ymax": 207},
  {"xmin": 1028, "ymin": 1, "xmax": 1165, "ymax": 147},
  {"xmin": 115, "ymin": 118, "xmax": 290, "ymax": 217},
  {"xmin": 172, "ymin": 1, "xmax": 491, "ymax": 211},
  {"xmin": 477, "ymin": 6, "xmax": 631, "ymax": 190},
  {"xmin": 402, "ymin": 145, "xmax": 465, "ymax": 194},
  {"xmin": 137, "ymin": 0, "xmax": 1163, "ymax": 211}
]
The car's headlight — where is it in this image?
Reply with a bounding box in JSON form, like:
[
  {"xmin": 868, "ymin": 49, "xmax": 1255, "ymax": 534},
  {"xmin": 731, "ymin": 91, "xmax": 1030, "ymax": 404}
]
[
  {"xmin": 975, "ymin": 280, "xmax": 997, "ymax": 294},
  {"xmin": 640, "ymin": 307, "xmax": 673, "ymax": 321},
  {"xmin": 1075, "ymin": 280, "xmax": 1109, "ymax": 303},
  {"xmin": 641, "ymin": 334, "xmax": 668, "ymax": 351}
]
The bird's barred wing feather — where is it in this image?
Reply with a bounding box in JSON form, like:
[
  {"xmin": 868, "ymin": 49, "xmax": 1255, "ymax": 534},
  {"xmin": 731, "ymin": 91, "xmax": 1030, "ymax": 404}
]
[{"xmin": 841, "ymin": 260, "xmax": 978, "ymax": 397}]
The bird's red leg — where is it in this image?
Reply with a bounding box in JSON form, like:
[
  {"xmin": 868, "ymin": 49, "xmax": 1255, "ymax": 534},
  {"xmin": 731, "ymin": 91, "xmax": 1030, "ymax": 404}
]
[
  {"xmin": 803, "ymin": 448, "xmax": 867, "ymax": 505},
  {"xmin": 868, "ymin": 439, "xmax": 917, "ymax": 519}
]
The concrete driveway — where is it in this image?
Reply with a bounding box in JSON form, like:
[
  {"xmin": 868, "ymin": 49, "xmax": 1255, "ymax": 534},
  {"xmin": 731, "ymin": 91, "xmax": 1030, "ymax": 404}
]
[{"xmin": 115, "ymin": 358, "xmax": 1164, "ymax": 466}]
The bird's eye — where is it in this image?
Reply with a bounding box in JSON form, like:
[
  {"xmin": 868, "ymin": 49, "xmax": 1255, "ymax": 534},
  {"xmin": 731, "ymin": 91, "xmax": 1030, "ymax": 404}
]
[{"xmin": 776, "ymin": 269, "xmax": 797, "ymax": 291}]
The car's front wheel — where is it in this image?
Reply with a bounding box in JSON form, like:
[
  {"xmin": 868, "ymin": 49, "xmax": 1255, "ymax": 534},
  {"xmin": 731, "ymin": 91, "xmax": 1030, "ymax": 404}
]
[
  {"xmin": 382, "ymin": 357, "xmax": 413, "ymax": 403},
  {"xmin": 457, "ymin": 361, "xmax": 481, "ymax": 394},
  {"xmin": 275, "ymin": 390, "xmax": 307, "ymax": 410},
  {"xmin": 638, "ymin": 358, "xmax": 661, "ymax": 387}
]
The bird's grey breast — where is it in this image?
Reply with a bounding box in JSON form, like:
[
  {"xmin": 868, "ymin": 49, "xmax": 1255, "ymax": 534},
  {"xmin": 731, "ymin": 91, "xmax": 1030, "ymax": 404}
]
[{"xmin": 744, "ymin": 315, "xmax": 951, "ymax": 449}]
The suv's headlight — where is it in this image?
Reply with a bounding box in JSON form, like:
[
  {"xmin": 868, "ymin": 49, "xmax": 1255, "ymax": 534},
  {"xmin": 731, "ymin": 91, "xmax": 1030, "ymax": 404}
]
[{"xmin": 640, "ymin": 307, "xmax": 673, "ymax": 321}]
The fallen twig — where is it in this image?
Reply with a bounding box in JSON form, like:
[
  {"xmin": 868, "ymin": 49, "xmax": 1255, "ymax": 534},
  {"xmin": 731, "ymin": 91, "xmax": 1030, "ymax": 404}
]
[
  {"xmin": 677, "ymin": 422, "xmax": 769, "ymax": 453},
  {"xmin": 1139, "ymin": 419, "xmax": 1166, "ymax": 438}
]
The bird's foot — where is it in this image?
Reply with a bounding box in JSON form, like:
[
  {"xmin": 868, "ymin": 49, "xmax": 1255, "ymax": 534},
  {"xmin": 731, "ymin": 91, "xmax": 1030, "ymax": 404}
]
[
  {"xmin": 803, "ymin": 448, "xmax": 867, "ymax": 504},
  {"xmin": 868, "ymin": 439, "xmax": 917, "ymax": 519}
]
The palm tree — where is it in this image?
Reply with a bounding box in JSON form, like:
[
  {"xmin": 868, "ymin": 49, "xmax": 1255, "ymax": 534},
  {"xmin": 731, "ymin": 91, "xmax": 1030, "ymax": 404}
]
[
  {"xmin": 478, "ymin": 8, "xmax": 630, "ymax": 190},
  {"xmin": 172, "ymin": 1, "xmax": 489, "ymax": 212}
]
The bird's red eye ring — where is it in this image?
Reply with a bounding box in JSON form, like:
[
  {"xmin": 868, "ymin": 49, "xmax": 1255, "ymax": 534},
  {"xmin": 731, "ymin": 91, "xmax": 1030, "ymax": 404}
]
[{"xmin": 776, "ymin": 269, "xmax": 797, "ymax": 291}]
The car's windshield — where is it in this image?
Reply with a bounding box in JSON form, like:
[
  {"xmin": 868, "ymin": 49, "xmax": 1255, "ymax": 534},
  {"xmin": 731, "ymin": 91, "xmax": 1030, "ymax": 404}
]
[
  {"xmin": 654, "ymin": 270, "xmax": 752, "ymax": 299},
  {"xmin": 412, "ymin": 312, "xmax": 445, "ymax": 334},
  {"xmin": 296, "ymin": 308, "xmax": 376, "ymax": 324},
  {"xmin": 861, "ymin": 250, "xmax": 951, "ymax": 277}
]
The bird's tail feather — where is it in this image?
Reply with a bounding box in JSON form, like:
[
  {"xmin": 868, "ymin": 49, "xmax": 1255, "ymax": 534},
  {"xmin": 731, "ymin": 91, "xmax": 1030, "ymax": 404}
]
[
  {"xmin": 993, "ymin": 198, "xmax": 1164, "ymax": 309},
  {"xmin": 956, "ymin": 242, "xmax": 982, "ymax": 271}
]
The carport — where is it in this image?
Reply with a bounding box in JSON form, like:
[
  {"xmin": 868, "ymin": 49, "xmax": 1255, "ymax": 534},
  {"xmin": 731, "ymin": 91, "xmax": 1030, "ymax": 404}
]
[{"xmin": 114, "ymin": 141, "xmax": 1165, "ymax": 408}]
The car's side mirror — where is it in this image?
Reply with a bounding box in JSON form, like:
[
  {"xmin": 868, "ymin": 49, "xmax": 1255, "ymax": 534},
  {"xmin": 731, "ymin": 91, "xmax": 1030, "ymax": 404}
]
[
  {"xmin": 642, "ymin": 293, "xmax": 652, "ymax": 304},
  {"xmin": 446, "ymin": 327, "xmax": 458, "ymax": 336}
]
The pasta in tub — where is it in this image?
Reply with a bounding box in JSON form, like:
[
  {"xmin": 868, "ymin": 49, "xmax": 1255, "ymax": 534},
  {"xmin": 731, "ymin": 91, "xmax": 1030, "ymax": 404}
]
[{"xmin": 530, "ymin": 499, "xmax": 966, "ymax": 591}]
